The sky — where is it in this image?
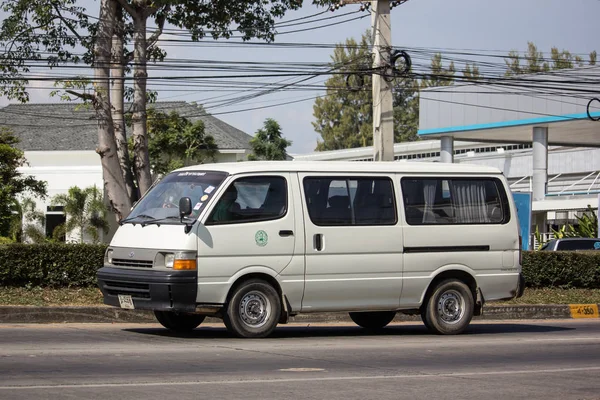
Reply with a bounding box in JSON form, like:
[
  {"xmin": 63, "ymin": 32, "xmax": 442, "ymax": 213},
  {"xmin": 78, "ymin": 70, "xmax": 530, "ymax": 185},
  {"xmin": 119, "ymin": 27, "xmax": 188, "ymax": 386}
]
[{"xmin": 1, "ymin": 0, "xmax": 599, "ymax": 154}]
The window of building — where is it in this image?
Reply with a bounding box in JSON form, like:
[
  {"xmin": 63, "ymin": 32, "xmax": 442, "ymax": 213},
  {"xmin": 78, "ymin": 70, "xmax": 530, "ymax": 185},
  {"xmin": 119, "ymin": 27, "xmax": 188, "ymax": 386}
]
[
  {"xmin": 206, "ymin": 176, "xmax": 287, "ymax": 225},
  {"xmin": 401, "ymin": 177, "xmax": 510, "ymax": 225},
  {"xmin": 45, "ymin": 206, "xmax": 66, "ymax": 241},
  {"xmin": 303, "ymin": 177, "xmax": 397, "ymax": 226}
]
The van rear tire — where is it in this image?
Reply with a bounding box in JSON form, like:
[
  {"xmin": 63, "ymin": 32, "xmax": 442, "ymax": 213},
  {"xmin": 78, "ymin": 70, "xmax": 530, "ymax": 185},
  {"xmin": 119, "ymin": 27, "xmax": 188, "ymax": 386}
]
[
  {"xmin": 154, "ymin": 311, "xmax": 205, "ymax": 333},
  {"xmin": 349, "ymin": 311, "xmax": 396, "ymax": 330},
  {"xmin": 223, "ymin": 279, "xmax": 281, "ymax": 338},
  {"xmin": 422, "ymin": 279, "xmax": 474, "ymax": 335}
]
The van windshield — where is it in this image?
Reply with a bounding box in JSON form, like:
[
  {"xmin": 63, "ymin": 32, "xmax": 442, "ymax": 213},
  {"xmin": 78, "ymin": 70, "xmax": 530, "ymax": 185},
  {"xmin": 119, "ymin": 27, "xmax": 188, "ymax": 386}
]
[{"xmin": 124, "ymin": 170, "xmax": 228, "ymax": 224}]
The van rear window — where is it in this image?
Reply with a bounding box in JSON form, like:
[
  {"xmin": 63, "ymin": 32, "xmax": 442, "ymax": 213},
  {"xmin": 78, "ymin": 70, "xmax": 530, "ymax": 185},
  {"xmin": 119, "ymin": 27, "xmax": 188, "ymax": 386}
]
[{"xmin": 401, "ymin": 177, "xmax": 510, "ymax": 225}]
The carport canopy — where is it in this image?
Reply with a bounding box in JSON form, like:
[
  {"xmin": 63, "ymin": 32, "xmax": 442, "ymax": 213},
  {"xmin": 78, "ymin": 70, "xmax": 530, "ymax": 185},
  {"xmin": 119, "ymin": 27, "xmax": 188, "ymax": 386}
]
[{"xmin": 418, "ymin": 65, "xmax": 600, "ymax": 147}]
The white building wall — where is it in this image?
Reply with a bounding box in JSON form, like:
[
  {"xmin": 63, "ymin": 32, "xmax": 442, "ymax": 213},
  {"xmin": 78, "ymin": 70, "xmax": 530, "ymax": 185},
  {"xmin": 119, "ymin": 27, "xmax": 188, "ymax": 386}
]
[{"xmin": 18, "ymin": 151, "xmax": 104, "ymax": 243}]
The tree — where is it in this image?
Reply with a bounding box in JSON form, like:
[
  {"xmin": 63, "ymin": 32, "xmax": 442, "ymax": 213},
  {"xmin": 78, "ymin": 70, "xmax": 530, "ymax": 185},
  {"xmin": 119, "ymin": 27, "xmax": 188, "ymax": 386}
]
[
  {"xmin": 462, "ymin": 63, "xmax": 481, "ymax": 81},
  {"xmin": 138, "ymin": 108, "xmax": 218, "ymax": 177},
  {"xmin": 12, "ymin": 197, "xmax": 49, "ymax": 243},
  {"xmin": 550, "ymin": 47, "xmax": 584, "ymax": 70},
  {"xmin": 0, "ymin": 0, "xmax": 340, "ymax": 222},
  {"xmin": 421, "ymin": 53, "xmax": 455, "ymax": 88},
  {"xmin": 51, "ymin": 185, "xmax": 109, "ymax": 243},
  {"xmin": 248, "ymin": 119, "xmax": 292, "ymax": 161},
  {"xmin": 392, "ymin": 76, "xmax": 420, "ymax": 143},
  {"xmin": 0, "ymin": 128, "xmax": 47, "ymax": 238},
  {"xmin": 312, "ymin": 31, "xmax": 420, "ymax": 151},
  {"xmin": 505, "ymin": 42, "xmax": 595, "ymax": 76},
  {"xmin": 504, "ymin": 42, "xmax": 550, "ymax": 76}
]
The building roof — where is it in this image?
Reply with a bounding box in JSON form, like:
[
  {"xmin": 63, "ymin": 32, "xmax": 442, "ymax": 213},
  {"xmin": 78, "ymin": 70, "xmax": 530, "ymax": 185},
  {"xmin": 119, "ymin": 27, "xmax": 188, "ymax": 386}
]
[
  {"xmin": 0, "ymin": 101, "xmax": 252, "ymax": 151},
  {"xmin": 175, "ymin": 160, "xmax": 502, "ymax": 175}
]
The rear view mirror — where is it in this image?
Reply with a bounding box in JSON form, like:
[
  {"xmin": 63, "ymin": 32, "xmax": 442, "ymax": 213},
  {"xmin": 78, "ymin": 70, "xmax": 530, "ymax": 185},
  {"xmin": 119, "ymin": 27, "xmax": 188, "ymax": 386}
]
[{"xmin": 179, "ymin": 197, "xmax": 192, "ymax": 218}]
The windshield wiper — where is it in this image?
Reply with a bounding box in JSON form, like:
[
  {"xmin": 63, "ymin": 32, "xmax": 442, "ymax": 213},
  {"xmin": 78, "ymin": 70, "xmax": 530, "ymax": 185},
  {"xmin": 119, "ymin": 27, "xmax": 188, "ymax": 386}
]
[
  {"xmin": 161, "ymin": 215, "xmax": 197, "ymax": 224},
  {"xmin": 120, "ymin": 214, "xmax": 155, "ymax": 225},
  {"xmin": 121, "ymin": 215, "xmax": 196, "ymax": 227}
]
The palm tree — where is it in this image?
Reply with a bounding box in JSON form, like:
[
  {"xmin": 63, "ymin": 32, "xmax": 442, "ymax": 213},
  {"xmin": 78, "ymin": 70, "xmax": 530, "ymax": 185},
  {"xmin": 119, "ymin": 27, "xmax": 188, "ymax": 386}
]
[
  {"xmin": 8, "ymin": 197, "xmax": 47, "ymax": 243},
  {"xmin": 51, "ymin": 185, "xmax": 109, "ymax": 243}
]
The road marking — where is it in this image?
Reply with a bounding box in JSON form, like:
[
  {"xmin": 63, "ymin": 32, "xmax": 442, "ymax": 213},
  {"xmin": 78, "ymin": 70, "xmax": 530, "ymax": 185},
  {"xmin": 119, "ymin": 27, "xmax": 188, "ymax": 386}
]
[
  {"xmin": 278, "ymin": 368, "xmax": 325, "ymax": 372},
  {"xmin": 569, "ymin": 304, "xmax": 599, "ymax": 318},
  {"xmin": 1, "ymin": 366, "xmax": 600, "ymax": 390}
]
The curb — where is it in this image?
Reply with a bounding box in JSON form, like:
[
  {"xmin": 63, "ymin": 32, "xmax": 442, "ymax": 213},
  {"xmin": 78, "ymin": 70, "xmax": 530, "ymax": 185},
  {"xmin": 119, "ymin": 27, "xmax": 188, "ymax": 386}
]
[{"xmin": 0, "ymin": 304, "xmax": 598, "ymax": 324}]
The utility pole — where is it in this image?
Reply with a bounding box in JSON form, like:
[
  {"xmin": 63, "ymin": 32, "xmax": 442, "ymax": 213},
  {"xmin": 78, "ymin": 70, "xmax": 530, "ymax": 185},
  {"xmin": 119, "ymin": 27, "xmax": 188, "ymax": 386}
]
[
  {"xmin": 340, "ymin": 0, "xmax": 395, "ymax": 160},
  {"xmin": 371, "ymin": 0, "xmax": 394, "ymax": 161}
]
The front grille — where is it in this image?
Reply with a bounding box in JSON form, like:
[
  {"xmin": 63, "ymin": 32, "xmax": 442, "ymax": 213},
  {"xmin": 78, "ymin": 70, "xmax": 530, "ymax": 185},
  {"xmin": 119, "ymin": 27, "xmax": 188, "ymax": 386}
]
[
  {"xmin": 112, "ymin": 258, "xmax": 153, "ymax": 268},
  {"xmin": 104, "ymin": 281, "xmax": 151, "ymax": 299}
]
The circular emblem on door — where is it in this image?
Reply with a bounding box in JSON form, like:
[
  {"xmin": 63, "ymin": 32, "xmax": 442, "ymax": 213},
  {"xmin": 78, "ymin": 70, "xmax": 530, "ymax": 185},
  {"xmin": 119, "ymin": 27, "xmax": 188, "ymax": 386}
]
[{"xmin": 255, "ymin": 230, "xmax": 268, "ymax": 247}]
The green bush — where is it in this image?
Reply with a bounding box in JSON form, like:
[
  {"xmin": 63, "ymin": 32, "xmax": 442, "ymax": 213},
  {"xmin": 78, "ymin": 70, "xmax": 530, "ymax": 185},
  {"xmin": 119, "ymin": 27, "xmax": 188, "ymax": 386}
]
[
  {"xmin": 522, "ymin": 251, "xmax": 600, "ymax": 289},
  {"xmin": 0, "ymin": 237, "xmax": 14, "ymax": 244},
  {"xmin": 0, "ymin": 243, "xmax": 107, "ymax": 287},
  {"xmin": 1, "ymin": 244, "xmax": 599, "ymax": 290}
]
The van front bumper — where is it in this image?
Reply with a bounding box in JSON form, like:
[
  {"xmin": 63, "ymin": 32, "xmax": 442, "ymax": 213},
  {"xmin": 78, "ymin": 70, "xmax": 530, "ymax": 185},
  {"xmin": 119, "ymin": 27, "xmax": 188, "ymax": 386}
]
[{"xmin": 97, "ymin": 266, "xmax": 197, "ymax": 313}]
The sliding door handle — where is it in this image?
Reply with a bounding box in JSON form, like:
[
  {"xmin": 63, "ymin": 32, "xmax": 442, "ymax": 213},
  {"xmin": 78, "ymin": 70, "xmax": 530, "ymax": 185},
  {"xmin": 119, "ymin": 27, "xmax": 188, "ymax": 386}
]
[{"xmin": 314, "ymin": 234, "xmax": 323, "ymax": 251}]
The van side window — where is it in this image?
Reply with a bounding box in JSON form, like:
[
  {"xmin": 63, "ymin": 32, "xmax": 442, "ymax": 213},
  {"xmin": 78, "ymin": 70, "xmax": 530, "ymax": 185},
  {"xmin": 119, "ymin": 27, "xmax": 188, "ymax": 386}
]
[
  {"xmin": 206, "ymin": 176, "xmax": 287, "ymax": 225},
  {"xmin": 303, "ymin": 177, "xmax": 396, "ymax": 226},
  {"xmin": 401, "ymin": 177, "xmax": 509, "ymax": 225}
]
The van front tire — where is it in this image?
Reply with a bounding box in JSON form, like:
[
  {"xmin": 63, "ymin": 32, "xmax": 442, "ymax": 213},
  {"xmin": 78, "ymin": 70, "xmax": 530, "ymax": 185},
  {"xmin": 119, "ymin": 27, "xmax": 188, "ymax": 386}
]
[
  {"xmin": 154, "ymin": 311, "xmax": 205, "ymax": 333},
  {"xmin": 224, "ymin": 279, "xmax": 281, "ymax": 338},
  {"xmin": 422, "ymin": 279, "xmax": 474, "ymax": 335},
  {"xmin": 349, "ymin": 311, "xmax": 396, "ymax": 330}
]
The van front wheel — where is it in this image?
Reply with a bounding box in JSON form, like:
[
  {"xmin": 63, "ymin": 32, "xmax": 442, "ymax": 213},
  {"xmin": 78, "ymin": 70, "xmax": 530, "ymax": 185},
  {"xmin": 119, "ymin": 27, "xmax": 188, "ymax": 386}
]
[
  {"xmin": 154, "ymin": 311, "xmax": 205, "ymax": 333},
  {"xmin": 422, "ymin": 279, "xmax": 474, "ymax": 335},
  {"xmin": 349, "ymin": 311, "xmax": 396, "ymax": 330},
  {"xmin": 224, "ymin": 279, "xmax": 281, "ymax": 338}
]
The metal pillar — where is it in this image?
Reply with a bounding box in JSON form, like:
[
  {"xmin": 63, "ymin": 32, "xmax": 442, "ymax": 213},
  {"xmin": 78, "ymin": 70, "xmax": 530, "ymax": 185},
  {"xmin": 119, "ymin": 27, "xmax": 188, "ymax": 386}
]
[
  {"xmin": 371, "ymin": 0, "xmax": 393, "ymax": 161},
  {"xmin": 532, "ymin": 127, "xmax": 548, "ymax": 201},
  {"xmin": 440, "ymin": 136, "xmax": 454, "ymax": 163}
]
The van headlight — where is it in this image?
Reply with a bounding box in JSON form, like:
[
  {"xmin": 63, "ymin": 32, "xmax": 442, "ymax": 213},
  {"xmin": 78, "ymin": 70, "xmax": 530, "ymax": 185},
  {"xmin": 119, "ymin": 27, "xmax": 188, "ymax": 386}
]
[
  {"xmin": 106, "ymin": 249, "xmax": 113, "ymax": 264},
  {"xmin": 163, "ymin": 252, "xmax": 196, "ymax": 270},
  {"xmin": 165, "ymin": 254, "xmax": 175, "ymax": 268}
]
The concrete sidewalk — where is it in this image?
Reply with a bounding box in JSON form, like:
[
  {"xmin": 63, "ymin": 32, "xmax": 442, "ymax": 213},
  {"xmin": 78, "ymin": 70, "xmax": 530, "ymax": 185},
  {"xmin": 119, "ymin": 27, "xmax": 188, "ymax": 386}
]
[{"xmin": 1, "ymin": 304, "xmax": 598, "ymax": 324}]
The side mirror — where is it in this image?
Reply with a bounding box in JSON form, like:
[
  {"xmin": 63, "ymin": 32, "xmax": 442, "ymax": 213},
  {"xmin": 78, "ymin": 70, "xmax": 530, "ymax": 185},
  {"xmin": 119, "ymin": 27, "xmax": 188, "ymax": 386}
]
[{"xmin": 179, "ymin": 197, "xmax": 192, "ymax": 219}]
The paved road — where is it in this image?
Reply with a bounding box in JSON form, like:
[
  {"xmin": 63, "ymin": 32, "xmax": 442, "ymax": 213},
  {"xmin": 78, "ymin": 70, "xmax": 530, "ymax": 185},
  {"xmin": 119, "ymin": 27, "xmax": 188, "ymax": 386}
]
[{"xmin": 0, "ymin": 320, "xmax": 599, "ymax": 399}]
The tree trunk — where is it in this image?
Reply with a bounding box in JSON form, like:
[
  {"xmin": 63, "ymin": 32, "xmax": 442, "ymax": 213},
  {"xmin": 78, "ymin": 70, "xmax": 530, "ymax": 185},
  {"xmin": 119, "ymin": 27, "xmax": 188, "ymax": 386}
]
[
  {"xmin": 131, "ymin": 14, "xmax": 153, "ymax": 195},
  {"xmin": 110, "ymin": 5, "xmax": 138, "ymax": 203},
  {"xmin": 94, "ymin": 0, "xmax": 132, "ymax": 221}
]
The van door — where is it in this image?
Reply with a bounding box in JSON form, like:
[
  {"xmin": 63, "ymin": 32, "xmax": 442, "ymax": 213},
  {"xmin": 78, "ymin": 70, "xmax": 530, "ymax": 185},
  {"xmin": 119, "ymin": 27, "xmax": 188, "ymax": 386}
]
[
  {"xmin": 298, "ymin": 173, "xmax": 403, "ymax": 311},
  {"xmin": 196, "ymin": 173, "xmax": 303, "ymax": 307}
]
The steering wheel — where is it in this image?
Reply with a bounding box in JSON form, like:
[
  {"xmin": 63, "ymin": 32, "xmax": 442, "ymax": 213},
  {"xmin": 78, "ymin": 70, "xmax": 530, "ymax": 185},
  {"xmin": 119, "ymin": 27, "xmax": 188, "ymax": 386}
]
[{"xmin": 162, "ymin": 201, "xmax": 178, "ymax": 209}]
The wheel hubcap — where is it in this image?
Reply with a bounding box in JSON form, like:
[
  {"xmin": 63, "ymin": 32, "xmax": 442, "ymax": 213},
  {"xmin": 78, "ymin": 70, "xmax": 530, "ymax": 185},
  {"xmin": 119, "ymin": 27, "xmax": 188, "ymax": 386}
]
[
  {"xmin": 239, "ymin": 291, "xmax": 271, "ymax": 328},
  {"xmin": 437, "ymin": 290, "xmax": 465, "ymax": 324}
]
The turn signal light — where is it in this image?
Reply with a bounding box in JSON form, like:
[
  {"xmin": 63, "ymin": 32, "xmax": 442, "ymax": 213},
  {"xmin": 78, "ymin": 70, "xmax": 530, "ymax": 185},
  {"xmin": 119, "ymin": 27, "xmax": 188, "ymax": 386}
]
[{"xmin": 173, "ymin": 259, "xmax": 197, "ymax": 271}]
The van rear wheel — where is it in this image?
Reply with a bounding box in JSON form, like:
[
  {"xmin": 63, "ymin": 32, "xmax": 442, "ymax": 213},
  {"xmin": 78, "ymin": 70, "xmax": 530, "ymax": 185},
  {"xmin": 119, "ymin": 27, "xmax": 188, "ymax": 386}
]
[
  {"xmin": 223, "ymin": 279, "xmax": 281, "ymax": 338},
  {"xmin": 349, "ymin": 311, "xmax": 396, "ymax": 330},
  {"xmin": 422, "ymin": 279, "xmax": 474, "ymax": 335},
  {"xmin": 154, "ymin": 311, "xmax": 205, "ymax": 333}
]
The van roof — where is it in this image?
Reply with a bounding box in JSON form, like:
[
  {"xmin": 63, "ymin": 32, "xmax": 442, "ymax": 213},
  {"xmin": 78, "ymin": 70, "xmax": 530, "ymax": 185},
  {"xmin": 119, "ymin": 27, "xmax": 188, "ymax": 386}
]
[{"xmin": 175, "ymin": 161, "xmax": 502, "ymax": 175}]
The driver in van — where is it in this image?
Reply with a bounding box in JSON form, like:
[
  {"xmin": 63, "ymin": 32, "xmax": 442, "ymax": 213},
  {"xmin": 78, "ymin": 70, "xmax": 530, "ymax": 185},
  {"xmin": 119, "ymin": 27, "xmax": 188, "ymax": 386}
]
[{"xmin": 211, "ymin": 185, "xmax": 240, "ymax": 222}]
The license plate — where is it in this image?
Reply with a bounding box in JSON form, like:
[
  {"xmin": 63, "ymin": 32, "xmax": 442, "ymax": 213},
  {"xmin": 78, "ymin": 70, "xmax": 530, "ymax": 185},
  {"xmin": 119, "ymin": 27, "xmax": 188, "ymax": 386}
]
[{"xmin": 118, "ymin": 295, "xmax": 135, "ymax": 310}]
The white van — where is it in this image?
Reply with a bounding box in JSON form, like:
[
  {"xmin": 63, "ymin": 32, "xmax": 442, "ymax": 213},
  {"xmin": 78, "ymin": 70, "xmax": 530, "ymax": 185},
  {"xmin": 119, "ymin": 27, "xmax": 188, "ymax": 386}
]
[{"xmin": 97, "ymin": 161, "xmax": 524, "ymax": 338}]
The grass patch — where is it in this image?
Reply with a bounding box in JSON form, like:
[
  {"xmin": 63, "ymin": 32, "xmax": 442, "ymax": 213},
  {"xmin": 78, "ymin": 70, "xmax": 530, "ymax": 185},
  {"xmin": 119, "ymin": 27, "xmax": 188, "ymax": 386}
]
[
  {"xmin": 0, "ymin": 286, "xmax": 103, "ymax": 306},
  {"xmin": 0, "ymin": 287, "xmax": 599, "ymax": 307},
  {"xmin": 496, "ymin": 288, "xmax": 600, "ymax": 305}
]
